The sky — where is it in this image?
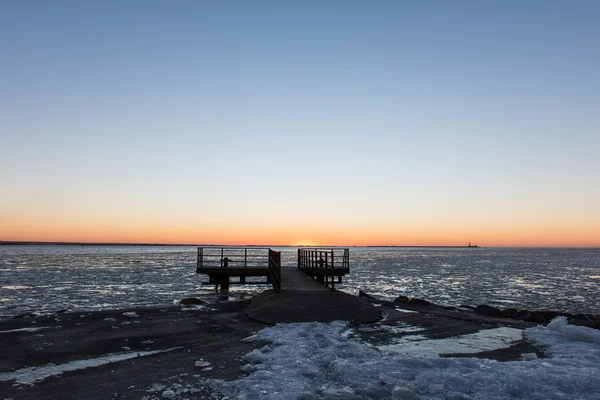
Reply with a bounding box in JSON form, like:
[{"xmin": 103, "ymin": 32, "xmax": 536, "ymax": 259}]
[{"xmin": 1, "ymin": 1, "xmax": 599, "ymax": 247}]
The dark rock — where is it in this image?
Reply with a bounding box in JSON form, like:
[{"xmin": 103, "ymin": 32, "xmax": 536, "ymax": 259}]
[
  {"xmin": 474, "ymin": 304, "xmax": 505, "ymax": 318},
  {"xmin": 515, "ymin": 310, "xmax": 533, "ymax": 321},
  {"xmin": 13, "ymin": 313, "xmax": 35, "ymax": 319},
  {"xmin": 358, "ymin": 290, "xmax": 377, "ymax": 300},
  {"xmin": 528, "ymin": 311, "xmax": 550, "ymax": 323},
  {"xmin": 408, "ymin": 298, "xmax": 431, "ymax": 306},
  {"xmin": 503, "ymin": 308, "xmax": 519, "ymax": 318},
  {"xmin": 179, "ymin": 298, "xmax": 205, "ymax": 305},
  {"xmin": 538, "ymin": 310, "xmax": 563, "ymax": 322},
  {"xmin": 393, "ymin": 296, "xmax": 410, "ymax": 304},
  {"xmin": 442, "ymin": 306, "xmax": 458, "ymax": 311},
  {"xmin": 569, "ymin": 314, "xmax": 596, "ymax": 328}
]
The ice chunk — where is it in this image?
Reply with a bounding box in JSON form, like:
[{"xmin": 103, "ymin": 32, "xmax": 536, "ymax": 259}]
[
  {"xmin": 245, "ymin": 349, "xmax": 266, "ymax": 364},
  {"xmin": 161, "ymin": 389, "xmax": 175, "ymax": 398},
  {"xmin": 379, "ymin": 372, "xmax": 400, "ymax": 385},
  {"xmin": 391, "ymin": 382, "xmax": 418, "ymax": 399},
  {"xmin": 562, "ymin": 324, "xmax": 600, "ymax": 343},
  {"xmin": 321, "ymin": 386, "xmax": 356, "ymax": 399},
  {"xmin": 522, "ymin": 353, "xmax": 538, "ymax": 361},
  {"xmin": 122, "ymin": 312, "xmax": 138, "ymax": 318},
  {"xmin": 547, "ymin": 316, "xmax": 568, "ymax": 331},
  {"xmin": 242, "ymin": 334, "xmax": 258, "ymax": 342},
  {"xmin": 240, "ymin": 364, "xmax": 258, "ymax": 373},
  {"xmin": 358, "ymin": 326, "xmax": 378, "ymax": 332},
  {"xmin": 194, "ymin": 360, "xmax": 211, "ymax": 368},
  {"xmin": 147, "ymin": 383, "xmax": 166, "ymax": 392}
]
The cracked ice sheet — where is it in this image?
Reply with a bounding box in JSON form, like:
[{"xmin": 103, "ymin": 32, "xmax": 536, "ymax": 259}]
[
  {"xmin": 377, "ymin": 326, "xmax": 523, "ymax": 356},
  {"xmin": 212, "ymin": 318, "xmax": 600, "ymax": 400},
  {"xmin": 0, "ymin": 347, "xmax": 182, "ymax": 384}
]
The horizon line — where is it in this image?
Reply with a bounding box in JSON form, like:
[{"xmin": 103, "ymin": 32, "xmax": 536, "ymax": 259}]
[{"xmin": 1, "ymin": 240, "xmax": 598, "ymax": 249}]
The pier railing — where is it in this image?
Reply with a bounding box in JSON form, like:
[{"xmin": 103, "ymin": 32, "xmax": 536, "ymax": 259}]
[
  {"xmin": 268, "ymin": 249, "xmax": 281, "ymax": 292},
  {"xmin": 196, "ymin": 247, "xmax": 277, "ymax": 269},
  {"xmin": 297, "ymin": 248, "xmax": 349, "ymax": 289},
  {"xmin": 196, "ymin": 247, "xmax": 281, "ymax": 292}
]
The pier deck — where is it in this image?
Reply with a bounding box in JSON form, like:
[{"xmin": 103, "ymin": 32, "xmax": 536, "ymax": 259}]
[{"xmin": 280, "ymin": 267, "xmax": 331, "ymax": 292}]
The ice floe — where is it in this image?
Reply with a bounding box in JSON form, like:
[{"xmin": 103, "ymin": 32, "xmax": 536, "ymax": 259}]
[{"xmin": 377, "ymin": 326, "xmax": 523, "ymax": 356}]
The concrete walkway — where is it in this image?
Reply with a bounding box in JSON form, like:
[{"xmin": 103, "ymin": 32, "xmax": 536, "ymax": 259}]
[
  {"xmin": 245, "ymin": 267, "xmax": 382, "ymax": 324},
  {"xmin": 280, "ymin": 267, "xmax": 330, "ymax": 292}
]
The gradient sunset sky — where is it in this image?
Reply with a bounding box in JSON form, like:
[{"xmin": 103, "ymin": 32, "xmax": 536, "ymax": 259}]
[{"xmin": 1, "ymin": 1, "xmax": 599, "ymax": 247}]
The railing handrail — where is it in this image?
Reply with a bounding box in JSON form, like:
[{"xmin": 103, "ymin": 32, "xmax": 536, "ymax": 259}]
[
  {"xmin": 196, "ymin": 246, "xmax": 281, "ymax": 292},
  {"xmin": 196, "ymin": 246, "xmax": 276, "ymax": 269},
  {"xmin": 297, "ymin": 249, "xmax": 349, "ymax": 269},
  {"xmin": 268, "ymin": 249, "xmax": 281, "ymax": 292},
  {"xmin": 297, "ymin": 248, "xmax": 350, "ymax": 289},
  {"xmin": 197, "ymin": 246, "xmax": 273, "ymax": 250}
]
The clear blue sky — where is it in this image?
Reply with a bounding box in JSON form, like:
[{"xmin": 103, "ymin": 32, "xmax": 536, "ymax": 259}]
[{"xmin": 1, "ymin": 1, "xmax": 599, "ymax": 246}]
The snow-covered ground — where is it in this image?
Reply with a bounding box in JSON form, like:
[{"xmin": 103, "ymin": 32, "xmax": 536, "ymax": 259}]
[{"xmin": 212, "ymin": 317, "xmax": 600, "ymax": 400}]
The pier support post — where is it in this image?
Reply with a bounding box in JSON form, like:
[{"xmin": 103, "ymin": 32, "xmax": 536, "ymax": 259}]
[{"xmin": 220, "ymin": 276, "xmax": 230, "ymax": 292}]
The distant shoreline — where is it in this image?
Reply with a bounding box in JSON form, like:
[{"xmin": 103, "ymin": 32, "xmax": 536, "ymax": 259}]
[{"xmin": 0, "ymin": 241, "xmax": 482, "ymax": 248}]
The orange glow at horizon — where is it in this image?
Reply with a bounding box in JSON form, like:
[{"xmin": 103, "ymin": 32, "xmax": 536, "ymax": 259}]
[{"xmin": 2, "ymin": 211, "xmax": 598, "ymax": 247}]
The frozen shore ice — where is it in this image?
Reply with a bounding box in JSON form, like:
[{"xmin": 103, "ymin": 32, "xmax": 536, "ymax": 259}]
[{"xmin": 213, "ymin": 318, "xmax": 600, "ymax": 399}]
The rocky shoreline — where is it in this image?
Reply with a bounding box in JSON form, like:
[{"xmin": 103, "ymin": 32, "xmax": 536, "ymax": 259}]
[
  {"xmin": 358, "ymin": 290, "xmax": 600, "ymax": 329},
  {"xmin": 2, "ymin": 289, "xmax": 596, "ymax": 399}
]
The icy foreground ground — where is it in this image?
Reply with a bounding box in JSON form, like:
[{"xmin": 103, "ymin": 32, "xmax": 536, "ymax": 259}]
[{"xmin": 214, "ymin": 317, "xmax": 600, "ymax": 400}]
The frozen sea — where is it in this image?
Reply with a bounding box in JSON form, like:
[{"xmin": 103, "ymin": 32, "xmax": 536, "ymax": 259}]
[{"xmin": 1, "ymin": 245, "xmax": 599, "ymax": 319}]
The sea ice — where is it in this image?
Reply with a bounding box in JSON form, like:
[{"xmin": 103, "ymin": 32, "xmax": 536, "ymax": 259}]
[
  {"xmin": 212, "ymin": 318, "xmax": 600, "ymax": 399},
  {"xmin": 377, "ymin": 326, "xmax": 523, "ymax": 356}
]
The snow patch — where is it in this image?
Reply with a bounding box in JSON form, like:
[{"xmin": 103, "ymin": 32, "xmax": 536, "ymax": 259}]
[
  {"xmin": 194, "ymin": 359, "xmax": 212, "ymax": 371},
  {"xmin": 211, "ymin": 319, "xmax": 600, "ymax": 399},
  {"xmin": 394, "ymin": 307, "xmax": 419, "ymax": 313},
  {"xmin": 0, "ymin": 327, "xmax": 50, "ymax": 334},
  {"xmin": 122, "ymin": 312, "xmax": 138, "ymax": 318},
  {"xmin": 0, "ymin": 347, "xmax": 181, "ymax": 384}
]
